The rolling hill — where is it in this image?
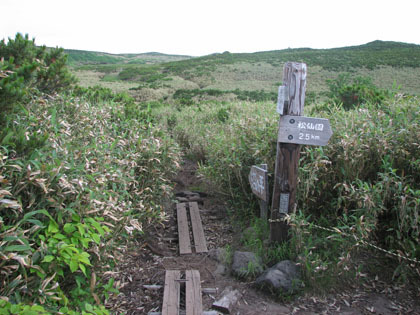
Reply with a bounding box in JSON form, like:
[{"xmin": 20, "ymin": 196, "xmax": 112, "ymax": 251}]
[{"xmin": 70, "ymin": 40, "xmax": 420, "ymax": 101}]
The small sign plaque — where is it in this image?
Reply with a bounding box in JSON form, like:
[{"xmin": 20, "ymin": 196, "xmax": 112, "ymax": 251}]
[
  {"xmin": 279, "ymin": 193, "xmax": 289, "ymax": 214},
  {"xmin": 249, "ymin": 165, "xmax": 268, "ymax": 202},
  {"xmin": 277, "ymin": 85, "xmax": 289, "ymax": 115},
  {"xmin": 278, "ymin": 115, "xmax": 333, "ymax": 146}
]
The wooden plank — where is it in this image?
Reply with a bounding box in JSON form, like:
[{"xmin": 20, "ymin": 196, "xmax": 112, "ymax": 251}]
[
  {"xmin": 212, "ymin": 286, "xmax": 241, "ymax": 314},
  {"xmin": 189, "ymin": 202, "xmax": 208, "ymax": 253},
  {"xmin": 177, "ymin": 203, "xmax": 192, "ymax": 255},
  {"xmin": 162, "ymin": 270, "xmax": 180, "ymax": 315},
  {"xmin": 185, "ymin": 270, "xmax": 202, "ymax": 315}
]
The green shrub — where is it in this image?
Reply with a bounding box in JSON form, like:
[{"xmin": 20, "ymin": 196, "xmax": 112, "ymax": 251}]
[
  {"xmin": 0, "ymin": 85, "xmax": 180, "ymax": 311},
  {"xmin": 326, "ymin": 74, "xmax": 389, "ymax": 109},
  {"xmin": 0, "ymin": 33, "xmax": 76, "ymax": 125}
]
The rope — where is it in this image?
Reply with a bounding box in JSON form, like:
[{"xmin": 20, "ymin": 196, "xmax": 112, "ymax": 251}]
[
  {"xmin": 308, "ymin": 222, "xmax": 420, "ymax": 265},
  {"xmin": 269, "ymin": 216, "xmax": 420, "ymax": 265}
]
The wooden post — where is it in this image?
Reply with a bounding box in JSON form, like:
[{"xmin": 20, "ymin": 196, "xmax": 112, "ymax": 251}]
[{"xmin": 270, "ymin": 62, "xmax": 307, "ymax": 243}]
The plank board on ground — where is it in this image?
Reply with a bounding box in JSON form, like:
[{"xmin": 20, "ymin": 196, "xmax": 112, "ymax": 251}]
[
  {"xmin": 189, "ymin": 202, "xmax": 208, "ymax": 253},
  {"xmin": 186, "ymin": 270, "xmax": 203, "ymax": 315},
  {"xmin": 162, "ymin": 270, "xmax": 180, "ymax": 315},
  {"xmin": 177, "ymin": 203, "xmax": 192, "ymax": 255}
]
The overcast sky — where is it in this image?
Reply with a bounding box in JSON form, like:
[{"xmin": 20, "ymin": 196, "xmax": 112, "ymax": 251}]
[{"xmin": 1, "ymin": 0, "xmax": 419, "ymax": 56}]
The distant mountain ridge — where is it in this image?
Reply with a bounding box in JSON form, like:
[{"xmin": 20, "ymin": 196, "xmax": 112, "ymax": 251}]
[
  {"xmin": 65, "ymin": 49, "xmax": 192, "ymax": 66},
  {"xmin": 65, "ymin": 40, "xmax": 420, "ymax": 68},
  {"xmin": 71, "ymin": 40, "xmax": 420, "ymax": 97}
]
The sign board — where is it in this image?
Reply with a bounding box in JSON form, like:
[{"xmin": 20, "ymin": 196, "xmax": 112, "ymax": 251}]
[
  {"xmin": 278, "ymin": 115, "xmax": 332, "ymax": 146},
  {"xmin": 279, "ymin": 193, "xmax": 289, "ymax": 214},
  {"xmin": 276, "ymin": 85, "xmax": 289, "ymax": 115},
  {"xmin": 249, "ymin": 165, "xmax": 268, "ymax": 202}
]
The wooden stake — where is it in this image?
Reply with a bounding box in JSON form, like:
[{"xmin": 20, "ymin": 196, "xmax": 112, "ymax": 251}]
[{"xmin": 270, "ymin": 62, "xmax": 307, "ymax": 243}]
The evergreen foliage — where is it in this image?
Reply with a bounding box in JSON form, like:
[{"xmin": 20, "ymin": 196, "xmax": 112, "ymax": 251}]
[
  {"xmin": 326, "ymin": 74, "xmax": 390, "ymax": 109},
  {"xmin": 0, "ymin": 33, "xmax": 76, "ymax": 124}
]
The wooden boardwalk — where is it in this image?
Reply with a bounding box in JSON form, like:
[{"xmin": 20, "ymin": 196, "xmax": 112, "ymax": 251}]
[
  {"xmin": 162, "ymin": 270, "xmax": 202, "ymax": 315},
  {"xmin": 176, "ymin": 202, "xmax": 208, "ymax": 255},
  {"xmin": 162, "ymin": 270, "xmax": 181, "ymax": 315}
]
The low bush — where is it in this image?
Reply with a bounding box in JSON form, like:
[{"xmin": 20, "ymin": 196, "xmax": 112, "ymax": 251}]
[
  {"xmin": 0, "ymin": 64, "xmax": 180, "ymax": 312},
  {"xmin": 326, "ymin": 74, "xmax": 389, "ymax": 109},
  {"xmin": 0, "ymin": 33, "xmax": 76, "ymax": 124},
  {"xmin": 172, "ymin": 88, "xmax": 276, "ymax": 103}
]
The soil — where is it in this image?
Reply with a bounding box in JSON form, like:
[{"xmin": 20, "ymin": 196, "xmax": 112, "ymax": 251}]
[{"xmin": 108, "ymin": 160, "xmax": 420, "ymax": 314}]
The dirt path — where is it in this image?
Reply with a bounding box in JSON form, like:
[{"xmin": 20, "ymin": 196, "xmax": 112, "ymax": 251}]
[{"xmin": 108, "ymin": 160, "xmax": 420, "ymax": 314}]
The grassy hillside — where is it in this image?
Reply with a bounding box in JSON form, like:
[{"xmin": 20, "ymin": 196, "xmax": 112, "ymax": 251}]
[
  {"xmin": 72, "ymin": 40, "xmax": 420, "ymax": 101},
  {"xmin": 65, "ymin": 49, "xmax": 191, "ymax": 66}
]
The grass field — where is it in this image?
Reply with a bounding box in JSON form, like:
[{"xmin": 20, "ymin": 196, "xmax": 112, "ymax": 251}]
[{"xmin": 70, "ymin": 41, "xmax": 420, "ymax": 103}]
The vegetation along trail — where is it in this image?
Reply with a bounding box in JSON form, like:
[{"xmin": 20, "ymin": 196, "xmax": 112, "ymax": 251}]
[{"xmin": 1, "ymin": 33, "xmax": 420, "ymax": 314}]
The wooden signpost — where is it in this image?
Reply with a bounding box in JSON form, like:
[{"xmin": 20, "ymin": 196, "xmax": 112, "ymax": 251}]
[
  {"xmin": 269, "ymin": 62, "xmax": 333, "ymax": 243},
  {"xmin": 249, "ymin": 164, "xmax": 269, "ymax": 219}
]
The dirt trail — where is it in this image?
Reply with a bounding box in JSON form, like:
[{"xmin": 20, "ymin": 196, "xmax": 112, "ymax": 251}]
[{"xmin": 109, "ymin": 160, "xmax": 420, "ymax": 314}]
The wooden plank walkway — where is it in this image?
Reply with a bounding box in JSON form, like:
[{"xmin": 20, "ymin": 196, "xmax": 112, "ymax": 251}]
[
  {"xmin": 162, "ymin": 270, "xmax": 203, "ymax": 315},
  {"xmin": 189, "ymin": 202, "xmax": 208, "ymax": 253},
  {"xmin": 176, "ymin": 202, "xmax": 208, "ymax": 255},
  {"xmin": 162, "ymin": 270, "xmax": 180, "ymax": 315},
  {"xmin": 176, "ymin": 203, "xmax": 192, "ymax": 255},
  {"xmin": 186, "ymin": 270, "xmax": 203, "ymax": 315}
]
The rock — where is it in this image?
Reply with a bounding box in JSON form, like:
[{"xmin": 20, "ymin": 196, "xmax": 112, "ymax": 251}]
[
  {"xmin": 188, "ymin": 195, "xmax": 204, "ymax": 203},
  {"xmin": 255, "ymin": 260, "xmax": 301, "ymax": 294},
  {"xmin": 176, "ymin": 197, "xmax": 189, "ymax": 203},
  {"xmin": 214, "ymin": 263, "xmax": 227, "ymax": 276},
  {"xmin": 231, "ymin": 251, "xmax": 263, "ymax": 278},
  {"xmin": 175, "ymin": 191, "xmax": 204, "ymax": 203},
  {"xmin": 176, "ymin": 190, "xmax": 199, "ymax": 198},
  {"xmin": 208, "ymin": 248, "xmax": 227, "ymax": 263},
  {"xmin": 243, "ymin": 226, "xmax": 255, "ymax": 237},
  {"xmin": 193, "ymin": 191, "xmax": 208, "ymax": 197}
]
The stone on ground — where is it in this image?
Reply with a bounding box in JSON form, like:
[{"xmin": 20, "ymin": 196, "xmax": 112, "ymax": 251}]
[
  {"xmin": 255, "ymin": 260, "xmax": 301, "ymax": 294},
  {"xmin": 231, "ymin": 251, "xmax": 264, "ymax": 278}
]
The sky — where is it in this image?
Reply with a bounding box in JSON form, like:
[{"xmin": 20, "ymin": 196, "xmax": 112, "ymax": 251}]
[{"xmin": 1, "ymin": 0, "xmax": 419, "ymax": 56}]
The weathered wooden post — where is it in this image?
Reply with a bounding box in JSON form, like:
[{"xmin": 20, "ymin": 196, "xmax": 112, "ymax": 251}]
[
  {"xmin": 270, "ymin": 62, "xmax": 332, "ymax": 243},
  {"xmin": 270, "ymin": 62, "xmax": 306, "ymax": 242}
]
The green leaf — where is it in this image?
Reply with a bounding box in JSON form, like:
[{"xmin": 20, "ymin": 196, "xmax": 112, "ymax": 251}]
[
  {"xmin": 53, "ymin": 233, "xmax": 67, "ymax": 240},
  {"xmin": 87, "ymin": 218, "xmax": 105, "ymax": 236},
  {"xmin": 85, "ymin": 303, "xmax": 93, "ymax": 312},
  {"xmin": 79, "ymin": 263, "xmax": 86, "ymax": 276},
  {"xmin": 10, "ymin": 304, "xmax": 20, "ymax": 313},
  {"xmin": 26, "ymin": 219, "xmax": 45, "ymax": 228},
  {"xmin": 77, "ymin": 223, "xmax": 85, "ymax": 237},
  {"xmin": 48, "ymin": 220, "xmax": 59, "ymax": 233},
  {"xmin": 81, "ymin": 238, "xmax": 91, "ymax": 248},
  {"xmin": 4, "ymin": 244, "xmax": 31, "ymax": 252},
  {"xmin": 63, "ymin": 223, "xmax": 76, "ymax": 234},
  {"xmin": 78, "ymin": 253, "xmax": 91, "ymax": 266},
  {"xmin": 92, "ymin": 233, "xmax": 101, "ymax": 244},
  {"xmin": 42, "ymin": 255, "xmax": 55, "ymax": 263},
  {"xmin": 69, "ymin": 259, "xmax": 78, "ymax": 272}
]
